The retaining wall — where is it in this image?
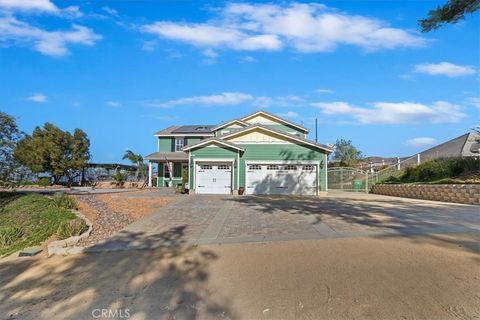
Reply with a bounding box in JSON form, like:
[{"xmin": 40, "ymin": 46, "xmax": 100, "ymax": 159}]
[{"xmin": 371, "ymin": 184, "xmax": 479, "ymax": 205}]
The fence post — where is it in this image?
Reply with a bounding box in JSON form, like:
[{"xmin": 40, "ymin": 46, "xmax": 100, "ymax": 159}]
[
  {"xmin": 365, "ymin": 171, "xmax": 368, "ymax": 193},
  {"xmin": 397, "ymin": 157, "xmax": 401, "ymax": 171},
  {"xmin": 340, "ymin": 168, "xmax": 343, "ymax": 191},
  {"xmin": 417, "ymin": 153, "xmax": 421, "ymax": 165}
]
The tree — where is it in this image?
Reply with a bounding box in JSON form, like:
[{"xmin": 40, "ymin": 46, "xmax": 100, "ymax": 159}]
[
  {"xmin": 14, "ymin": 123, "xmax": 90, "ymax": 184},
  {"xmin": 0, "ymin": 112, "xmax": 23, "ymax": 183},
  {"xmin": 331, "ymin": 139, "xmax": 364, "ymax": 167},
  {"xmin": 420, "ymin": 0, "xmax": 480, "ymax": 32},
  {"xmin": 122, "ymin": 150, "xmax": 146, "ymax": 181}
]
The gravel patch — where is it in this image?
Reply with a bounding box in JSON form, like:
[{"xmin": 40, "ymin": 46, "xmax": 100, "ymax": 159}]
[{"xmin": 75, "ymin": 195, "xmax": 133, "ymax": 247}]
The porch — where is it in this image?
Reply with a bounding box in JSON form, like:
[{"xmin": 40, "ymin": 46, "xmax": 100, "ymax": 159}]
[{"xmin": 145, "ymin": 152, "xmax": 189, "ymax": 188}]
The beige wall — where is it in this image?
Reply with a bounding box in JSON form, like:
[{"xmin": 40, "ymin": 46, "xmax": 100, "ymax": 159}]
[{"xmin": 371, "ymin": 184, "xmax": 480, "ymax": 205}]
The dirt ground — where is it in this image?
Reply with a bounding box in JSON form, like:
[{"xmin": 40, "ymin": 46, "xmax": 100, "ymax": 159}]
[{"xmin": 1, "ymin": 232, "xmax": 479, "ymax": 320}]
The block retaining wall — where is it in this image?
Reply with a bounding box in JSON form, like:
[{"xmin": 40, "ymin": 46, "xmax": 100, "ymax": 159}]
[{"xmin": 371, "ymin": 184, "xmax": 479, "ymax": 205}]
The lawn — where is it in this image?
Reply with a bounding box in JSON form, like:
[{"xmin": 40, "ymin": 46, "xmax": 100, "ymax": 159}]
[{"xmin": 0, "ymin": 192, "xmax": 80, "ymax": 256}]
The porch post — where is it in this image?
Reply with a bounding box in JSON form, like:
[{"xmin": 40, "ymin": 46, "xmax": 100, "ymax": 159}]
[{"xmin": 148, "ymin": 162, "xmax": 153, "ymax": 187}]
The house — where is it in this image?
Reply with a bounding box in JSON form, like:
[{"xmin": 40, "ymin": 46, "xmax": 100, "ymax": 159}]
[{"xmin": 145, "ymin": 111, "xmax": 333, "ymax": 195}]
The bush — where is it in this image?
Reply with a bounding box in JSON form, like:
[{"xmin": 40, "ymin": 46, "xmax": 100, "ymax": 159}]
[
  {"xmin": 37, "ymin": 177, "xmax": 51, "ymax": 186},
  {"xmin": 0, "ymin": 226, "xmax": 24, "ymax": 247},
  {"xmin": 56, "ymin": 218, "xmax": 88, "ymax": 239},
  {"xmin": 393, "ymin": 157, "xmax": 480, "ymax": 183},
  {"xmin": 52, "ymin": 192, "xmax": 77, "ymax": 209}
]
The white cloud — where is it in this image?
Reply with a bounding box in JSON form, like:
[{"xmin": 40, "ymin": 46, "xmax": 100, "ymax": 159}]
[
  {"xmin": 414, "ymin": 62, "xmax": 476, "ymax": 77},
  {"xmin": 26, "ymin": 93, "xmax": 47, "ymax": 103},
  {"xmin": 148, "ymin": 92, "xmax": 254, "ymax": 108},
  {"xmin": 0, "ymin": 17, "xmax": 101, "ymax": 57},
  {"xmin": 202, "ymin": 48, "xmax": 219, "ymax": 58},
  {"xmin": 313, "ymin": 100, "xmax": 466, "ymax": 124},
  {"xmin": 241, "ymin": 55, "xmax": 256, "ymax": 63},
  {"xmin": 252, "ymin": 95, "xmax": 305, "ymax": 108},
  {"xmin": 141, "ymin": 3, "xmax": 425, "ymax": 54},
  {"xmin": 406, "ymin": 137, "xmax": 437, "ymax": 148},
  {"xmin": 277, "ymin": 111, "xmax": 299, "ymax": 118},
  {"xmin": 106, "ymin": 100, "xmax": 121, "ymax": 107},
  {"xmin": 0, "ymin": 0, "xmax": 83, "ymax": 18},
  {"xmin": 315, "ymin": 88, "xmax": 333, "ymax": 94},
  {"xmin": 467, "ymin": 97, "xmax": 480, "ymax": 109},
  {"xmin": 102, "ymin": 6, "xmax": 119, "ymax": 17}
]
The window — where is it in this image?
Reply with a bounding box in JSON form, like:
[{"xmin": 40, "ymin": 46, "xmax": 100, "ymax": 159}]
[
  {"xmin": 200, "ymin": 164, "xmax": 212, "ymax": 170},
  {"xmin": 284, "ymin": 165, "xmax": 297, "ymax": 171},
  {"xmin": 303, "ymin": 165, "xmax": 314, "ymax": 171},
  {"xmin": 217, "ymin": 165, "xmax": 230, "ymax": 170},
  {"xmin": 175, "ymin": 138, "xmax": 184, "ymax": 152},
  {"xmin": 249, "ymin": 165, "xmax": 262, "ymax": 170},
  {"xmin": 267, "ymin": 165, "xmax": 279, "ymax": 170}
]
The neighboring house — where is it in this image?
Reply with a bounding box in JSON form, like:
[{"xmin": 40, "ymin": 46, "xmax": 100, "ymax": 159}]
[
  {"xmin": 145, "ymin": 110, "xmax": 333, "ymax": 195},
  {"xmin": 417, "ymin": 132, "xmax": 479, "ymax": 161}
]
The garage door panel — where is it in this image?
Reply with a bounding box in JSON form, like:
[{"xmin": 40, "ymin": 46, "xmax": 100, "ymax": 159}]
[
  {"xmin": 196, "ymin": 163, "xmax": 232, "ymax": 194},
  {"xmin": 246, "ymin": 164, "xmax": 317, "ymax": 195}
]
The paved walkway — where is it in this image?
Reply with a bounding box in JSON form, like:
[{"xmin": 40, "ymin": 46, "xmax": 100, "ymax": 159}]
[{"xmin": 88, "ymin": 192, "xmax": 479, "ymax": 252}]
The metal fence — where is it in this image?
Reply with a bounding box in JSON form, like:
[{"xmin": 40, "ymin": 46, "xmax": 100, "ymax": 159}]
[{"xmin": 327, "ymin": 167, "xmax": 377, "ymax": 193}]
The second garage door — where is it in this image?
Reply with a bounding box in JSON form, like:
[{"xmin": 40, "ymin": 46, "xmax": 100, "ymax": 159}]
[{"xmin": 246, "ymin": 164, "xmax": 317, "ymax": 195}]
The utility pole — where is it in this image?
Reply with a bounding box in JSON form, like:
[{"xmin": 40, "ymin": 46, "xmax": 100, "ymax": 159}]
[{"xmin": 315, "ymin": 118, "xmax": 318, "ymax": 142}]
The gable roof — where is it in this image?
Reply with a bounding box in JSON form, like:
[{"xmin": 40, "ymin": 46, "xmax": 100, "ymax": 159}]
[
  {"xmin": 182, "ymin": 137, "xmax": 245, "ymax": 152},
  {"xmin": 211, "ymin": 119, "xmax": 249, "ymax": 131},
  {"xmin": 222, "ymin": 125, "xmax": 333, "ymax": 153},
  {"xmin": 241, "ymin": 110, "xmax": 309, "ymax": 133}
]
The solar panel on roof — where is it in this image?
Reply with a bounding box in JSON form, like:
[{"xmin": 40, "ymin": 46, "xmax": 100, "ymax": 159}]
[{"xmin": 171, "ymin": 125, "xmax": 216, "ymax": 133}]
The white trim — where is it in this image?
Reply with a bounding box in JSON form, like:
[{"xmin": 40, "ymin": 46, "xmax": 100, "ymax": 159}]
[
  {"xmin": 183, "ymin": 139, "xmax": 245, "ymax": 152},
  {"xmin": 193, "ymin": 158, "xmax": 235, "ymax": 194},
  {"xmin": 244, "ymin": 161, "xmax": 320, "ymax": 196},
  {"xmin": 236, "ymin": 151, "xmax": 240, "ymax": 190},
  {"xmin": 241, "ymin": 111, "xmax": 309, "ymax": 133},
  {"xmin": 148, "ymin": 162, "xmax": 153, "ymax": 187},
  {"xmin": 233, "ymin": 141, "xmax": 291, "ymax": 145},
  {"xmin": 188, "ymin": 151, "xmax": 191, "ymax": 189},
  {"xmin": 245, "ymin": 160, "xmax": 320, "ymax": 164},
  {"xmin": 212, "ymin": 119, "xmax": 249, "ymax": 131},
  {"xmin": 222, "ymin": 125, "xmax": 332, "ymax": 153}
]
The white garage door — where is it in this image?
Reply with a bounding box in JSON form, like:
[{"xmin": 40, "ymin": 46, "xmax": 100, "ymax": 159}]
[
  {"xmin": 196, "ymin": 163, "xmax": 232, "ymax": 194},
  {"xmin": 246, "ymin": 164, "xmax": 317, "ymax": 195}
]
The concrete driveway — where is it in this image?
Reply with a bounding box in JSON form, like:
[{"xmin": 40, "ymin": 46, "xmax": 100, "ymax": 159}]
[{"xmin": 89, "ymin": 192, "xmax": 480, "ymax": 252}]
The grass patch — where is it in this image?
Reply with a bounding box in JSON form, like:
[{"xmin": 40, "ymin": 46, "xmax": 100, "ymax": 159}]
[
  {"xmin": 383, "ymin": 157, "xmax": 480, "ymax": 184},
  {"xmin": 0, "ymin": 192, "xmax": 77, "ymax": 256}
]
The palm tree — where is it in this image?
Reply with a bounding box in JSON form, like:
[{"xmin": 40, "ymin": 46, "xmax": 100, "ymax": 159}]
[{"xmin": 122, "ymin": 150, "xmax": 146, "ymax": 181}]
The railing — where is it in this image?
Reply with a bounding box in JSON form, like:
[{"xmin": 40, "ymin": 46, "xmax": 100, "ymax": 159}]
[{"xmin": 374, "ymin": 153, "xmax": 422, "ymax": 184}]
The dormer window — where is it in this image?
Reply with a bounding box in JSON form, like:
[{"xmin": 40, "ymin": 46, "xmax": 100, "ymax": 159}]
[{"xmin": 175, "ymin": 138, "xmax": 184, "ymax": 152}]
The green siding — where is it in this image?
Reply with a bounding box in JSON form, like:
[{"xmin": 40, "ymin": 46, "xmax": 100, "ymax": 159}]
[
  {"xmin": 186, "ymin": 137, "xmax": 201, "ymax": 145},
  {"xmin": 238, "ymin": 144, "xmax": 328, "ymax": 192},
  {"xmin": 262, "ymin": 124, "xmax": 306, "ymax": 137},
  {"xmin": 157, "ymin": 163, "xmax": 184, "ymax": 187},
  {"xmin": 215, "ymin": 126, "xmax": 245, "ymax": 137},
  {"xmin": 158, "ymin": 137, "xmax": 173, "ymax": 152},
  {"xmin": 189, "ymin": 146, "xmax": 239, "ymax": 190}
]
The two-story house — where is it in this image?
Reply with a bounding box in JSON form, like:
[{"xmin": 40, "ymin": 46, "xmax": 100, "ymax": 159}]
[{"xmin": 145, "ymin": 110, "xmax": 333, "ymax": 195}]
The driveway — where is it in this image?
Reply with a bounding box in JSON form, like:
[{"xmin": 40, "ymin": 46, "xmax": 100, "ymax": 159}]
[
  {"xmin": 88, "ymin": 192, "xmax": 480, "ymax": 252},
  {"xmin": 1, "ymin": 193, "xmax": 479, "ymax": 320}
]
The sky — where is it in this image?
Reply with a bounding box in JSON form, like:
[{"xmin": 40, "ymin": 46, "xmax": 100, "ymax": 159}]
[{"xmin": 0, "ymin": 0, "xmax": 479, "ymax": 163}]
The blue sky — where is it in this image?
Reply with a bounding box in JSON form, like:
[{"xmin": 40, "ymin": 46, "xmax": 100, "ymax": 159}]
[{"xmin": 0, "ymin": 0, "xmax": 479, "ymax": 162}]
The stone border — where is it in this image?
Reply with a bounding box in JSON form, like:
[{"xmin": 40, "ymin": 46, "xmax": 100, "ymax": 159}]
[
  {"xmin": 371, "ymin": 184, "xmax": 480, "ymax": 205},
  {"xmin": 47, "ymin": 210, "xmax": 92, "ymax": 256}
]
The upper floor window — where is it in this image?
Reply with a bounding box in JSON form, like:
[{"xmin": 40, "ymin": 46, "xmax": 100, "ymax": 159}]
[{"xmin": 175, "ymin": 138, "xmax": 184, "ymax": 152}]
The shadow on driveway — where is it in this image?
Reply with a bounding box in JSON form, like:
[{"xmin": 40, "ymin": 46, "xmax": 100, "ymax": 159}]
[{"xmin": 0, "ymin": 226, "xmax": 235, "ymax": 320}]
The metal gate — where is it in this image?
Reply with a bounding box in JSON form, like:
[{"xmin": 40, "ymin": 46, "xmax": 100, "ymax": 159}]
[{"xmin": 327, "ymin": 167, "xmax": 377, "ymax": 193}]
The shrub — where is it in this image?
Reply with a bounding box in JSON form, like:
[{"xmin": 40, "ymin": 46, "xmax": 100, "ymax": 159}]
[
  {"xmin": 395, "ymin": 157, "xmax": 480, "ymax": 183},
  {"xmin": 37, "ymin": 177, "xmax": 51, "ymax": 186},
  {"xmin": 114, "ymin": 169, "xmax": 127, "ymax": 187},
  {"xmin": 52, "ymin": 192, "xmax": 77, "ymax": 209},
  {"xmin": 0, "ymin": 226, "xmax": 24, "ymax": 247},
  {"xmin": 56, "ymin": 218, "xmax": 88, "ymax": 239}
]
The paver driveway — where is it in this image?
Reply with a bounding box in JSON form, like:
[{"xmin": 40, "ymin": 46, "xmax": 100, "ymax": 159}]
[{"xmin": 88, "ymin": 192, "xmax": 479, "ymax": 251}]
